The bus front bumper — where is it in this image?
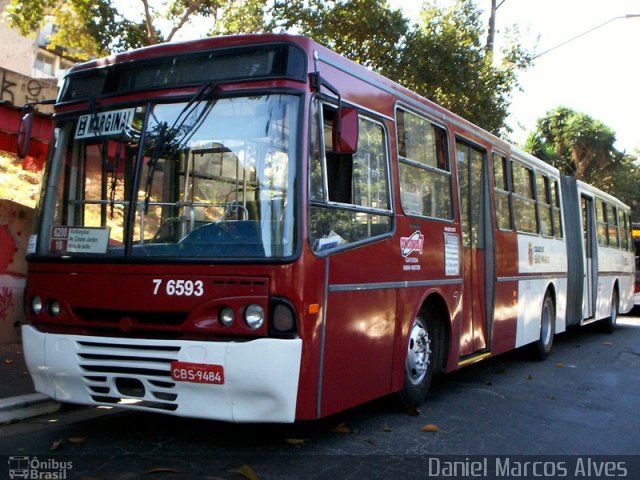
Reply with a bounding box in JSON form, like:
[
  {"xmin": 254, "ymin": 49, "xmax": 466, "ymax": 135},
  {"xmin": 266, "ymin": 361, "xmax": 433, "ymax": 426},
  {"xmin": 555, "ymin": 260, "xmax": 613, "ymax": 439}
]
[{"xmin": 22, "ymin": 325, "xmax": 302, "ymax": 423}]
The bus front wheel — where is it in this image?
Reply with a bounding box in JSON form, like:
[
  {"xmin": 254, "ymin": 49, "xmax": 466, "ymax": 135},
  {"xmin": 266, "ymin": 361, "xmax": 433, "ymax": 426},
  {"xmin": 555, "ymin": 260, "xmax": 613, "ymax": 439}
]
[
  {"xmin": 399, "ymin": 315, "xmax": 436, "ymax": 407},
  {"xmin": 532, "ymin": 293, "xmax": 555, "ymax": 361}
]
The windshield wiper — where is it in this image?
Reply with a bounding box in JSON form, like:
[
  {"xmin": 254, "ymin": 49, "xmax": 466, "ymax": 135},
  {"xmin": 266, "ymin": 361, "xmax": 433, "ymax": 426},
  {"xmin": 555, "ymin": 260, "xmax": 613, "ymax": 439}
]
[{"xmin": 143, "ymin": 82, "xmax": 218, "ymax": 214}]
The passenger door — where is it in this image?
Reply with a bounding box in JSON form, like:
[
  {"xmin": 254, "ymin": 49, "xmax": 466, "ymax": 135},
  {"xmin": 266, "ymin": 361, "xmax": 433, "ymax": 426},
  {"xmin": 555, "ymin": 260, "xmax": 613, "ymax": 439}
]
[
  {"xmin": 456, "ymin": 140, "xmax": 494, "ymax": 355},
  {"xmin": 581, "ymin": 195, "xmax": 597, "ymax": 318},
  {"xmin": 308, "ymin": 99, "xmax": 396, "ymax": 417}
]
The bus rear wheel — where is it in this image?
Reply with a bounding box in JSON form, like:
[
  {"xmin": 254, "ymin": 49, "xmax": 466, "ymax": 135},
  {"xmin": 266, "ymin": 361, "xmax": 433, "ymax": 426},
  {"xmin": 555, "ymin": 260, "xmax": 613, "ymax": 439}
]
[
  {"xmin": 601, "ymin": 290, "xmax": 618, "ymax": 333},
  {"xmin": 399, "ymin": 315, "xmax": 436, "ymax": 407},
  {"xmin": 532, "ymin": 293, "xmax": 555, "ymax": 361}
]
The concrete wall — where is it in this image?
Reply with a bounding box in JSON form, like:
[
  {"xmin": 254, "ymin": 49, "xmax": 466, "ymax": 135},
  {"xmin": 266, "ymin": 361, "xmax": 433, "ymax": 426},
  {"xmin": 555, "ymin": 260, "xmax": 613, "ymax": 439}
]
[
  {"xmin": 0, "ymin": 199, "xmax": 34, "ymax": 343},
  {"xmin": 0, "ymin": 0, "xmax": 37, "ymax": 77}
]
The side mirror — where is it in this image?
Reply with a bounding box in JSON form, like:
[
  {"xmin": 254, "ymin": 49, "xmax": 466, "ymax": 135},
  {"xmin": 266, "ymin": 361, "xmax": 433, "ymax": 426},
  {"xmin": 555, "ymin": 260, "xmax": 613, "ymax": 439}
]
[
  {"xmin": 332, "ymin": 107, "xmax": 358, "ymax": 155},
  {"xmin": 17, "ymin": 111, "xmax": 34, "ymax": 159}
]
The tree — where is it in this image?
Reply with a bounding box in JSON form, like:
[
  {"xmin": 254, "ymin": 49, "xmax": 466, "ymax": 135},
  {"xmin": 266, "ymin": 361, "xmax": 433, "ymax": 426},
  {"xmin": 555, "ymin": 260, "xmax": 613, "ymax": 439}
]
[
  {"xmin": 5, "ymin": 0, "xmax": 533, "ymax": 135},
  {"xmin": 268, "ymin": 0, "xmax": 409, "ymax": 75},
  {"xmin": 4, "ymin": 0, "xmax": 264, "ymax": 59},
  {"xmin": 526, "ymin": 106, "xmax": 619, "ymax": 181},
  {"xmin": 525, "ymin": 106, "xmax": 640, "ymax": 212},
  {"xmin": 396, "ymin": 0, "xmax": 533, "ymax": 135}
]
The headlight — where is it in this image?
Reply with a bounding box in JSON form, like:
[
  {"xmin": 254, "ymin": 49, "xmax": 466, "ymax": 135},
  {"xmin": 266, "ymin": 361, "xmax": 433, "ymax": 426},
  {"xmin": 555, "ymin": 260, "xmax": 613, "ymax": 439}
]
[
  {"xmin": 31, "ymin": 295, "xmax": 43, "ymax": 315},
  {"xmin": 48, "ymin": 300, "xmax": 61, "ymax": 317},
  {"xmin": 244, "ymin": 304, "xmax": 265, "ymax": 329},
  {"xmin": 219, "ymin": 307, "xmax": 234, "ymax": 326}
]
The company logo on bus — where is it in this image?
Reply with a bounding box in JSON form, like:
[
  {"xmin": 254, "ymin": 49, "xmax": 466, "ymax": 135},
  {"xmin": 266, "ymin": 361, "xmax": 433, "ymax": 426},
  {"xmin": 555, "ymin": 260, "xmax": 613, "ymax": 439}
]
[{"xmin": 400, "ymin": 231, "xmax": 425, "ymax": 257}]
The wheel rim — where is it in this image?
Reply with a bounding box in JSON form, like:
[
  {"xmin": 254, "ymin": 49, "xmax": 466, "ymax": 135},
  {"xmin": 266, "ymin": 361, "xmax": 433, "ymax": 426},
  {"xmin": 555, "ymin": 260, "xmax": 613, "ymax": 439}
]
[
  {"xmin": 610, "ymin": 295, "xmax": 618, "ymax": 326},
  {"xmin": 541, "ymin": 301, "xmax": 552, "ymax": 347},
  {"xmin": 406, "ymin": 319, "xmax": 431, "ymax": 385}
]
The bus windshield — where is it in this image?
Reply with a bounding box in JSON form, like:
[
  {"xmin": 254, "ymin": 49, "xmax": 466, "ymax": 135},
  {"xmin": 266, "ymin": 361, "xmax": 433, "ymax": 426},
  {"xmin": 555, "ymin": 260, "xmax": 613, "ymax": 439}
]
[{"xmin": 39, "ymin": 94, "xmax": 299, "ymax": 259}]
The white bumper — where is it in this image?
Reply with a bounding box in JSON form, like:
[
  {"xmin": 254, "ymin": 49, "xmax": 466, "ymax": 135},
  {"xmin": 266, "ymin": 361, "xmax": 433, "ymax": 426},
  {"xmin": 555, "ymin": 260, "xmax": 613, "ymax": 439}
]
[{"xmin": 22, "ymin": 325, "xmax": 302, "ymax": 423}]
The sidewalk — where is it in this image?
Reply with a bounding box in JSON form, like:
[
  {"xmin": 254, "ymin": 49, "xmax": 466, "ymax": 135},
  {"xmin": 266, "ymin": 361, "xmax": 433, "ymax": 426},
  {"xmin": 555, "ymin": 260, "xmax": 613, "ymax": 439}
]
[{"xmin": 0, "ymin": 342, "xmax": 60, "ymax": 424}]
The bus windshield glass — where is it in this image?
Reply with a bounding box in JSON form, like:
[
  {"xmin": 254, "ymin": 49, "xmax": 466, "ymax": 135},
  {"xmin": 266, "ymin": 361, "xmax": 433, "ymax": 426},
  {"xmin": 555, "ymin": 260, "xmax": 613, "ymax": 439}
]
[{"xmin": 40, "ymin": 94, "xmax": 299, "ymax": 259}]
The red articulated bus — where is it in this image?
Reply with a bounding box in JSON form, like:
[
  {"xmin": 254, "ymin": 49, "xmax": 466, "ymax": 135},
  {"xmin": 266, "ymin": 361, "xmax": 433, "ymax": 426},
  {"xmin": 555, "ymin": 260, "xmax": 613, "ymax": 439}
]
[{"xmin": 20, "ymin": 34, "xmax": 635, "ymax": 423}]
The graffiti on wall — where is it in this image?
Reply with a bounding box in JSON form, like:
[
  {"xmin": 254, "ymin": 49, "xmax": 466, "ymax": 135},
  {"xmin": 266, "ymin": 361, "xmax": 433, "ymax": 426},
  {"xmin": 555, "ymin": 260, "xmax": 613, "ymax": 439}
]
[
  {"xmin": 0, "ymin": 223, "xmax": 18, "ymax": 323},
  {"xmin": 0, "ymin": 286, "xmax": 11, "ymax": 321},
  {"xmin": 0, "ymin": 224, "xmax": 17, "ymax": 273},
  {"xmin": 0, "ymin": 68, "xmax": 58, "ymax": 112},
  {"xmin": 0, "ymin": 199, "xmax": 32, "ymax": 344}
]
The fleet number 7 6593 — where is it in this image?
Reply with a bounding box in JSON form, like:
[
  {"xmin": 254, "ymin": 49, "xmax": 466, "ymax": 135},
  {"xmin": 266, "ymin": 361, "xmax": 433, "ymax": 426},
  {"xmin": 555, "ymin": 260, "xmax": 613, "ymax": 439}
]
[{"xmin": 152, "ymin": 279, "xmax": 204, "ymax": 296}]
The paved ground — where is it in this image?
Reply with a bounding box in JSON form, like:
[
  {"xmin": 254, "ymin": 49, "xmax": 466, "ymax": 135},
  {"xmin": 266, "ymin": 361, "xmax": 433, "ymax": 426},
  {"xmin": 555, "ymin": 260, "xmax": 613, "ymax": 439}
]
[
  {"xmin": 0, "ymin": 342, "xmax": 33, "ymax": 399},
  {"xmin": 0, "ymin": 316, "xmax": 639, "ymax": 479}
]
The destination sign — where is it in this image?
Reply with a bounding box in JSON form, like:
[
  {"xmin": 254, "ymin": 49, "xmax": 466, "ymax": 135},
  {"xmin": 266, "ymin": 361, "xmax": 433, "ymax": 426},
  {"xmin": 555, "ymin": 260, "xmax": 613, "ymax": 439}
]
[{"xmin": 75, "ymin": 108, "xmax": 136, "ymax": 139}]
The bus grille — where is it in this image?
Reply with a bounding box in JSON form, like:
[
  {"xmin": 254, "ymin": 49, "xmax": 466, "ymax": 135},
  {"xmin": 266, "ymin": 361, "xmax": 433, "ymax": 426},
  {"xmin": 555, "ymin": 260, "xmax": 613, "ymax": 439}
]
[
  {"xmin": 73, "ymin": 309, "xmax": 187, "ymax": 326},
  {"xmin": 77, "ymin": 340, "xmax": 181, "ymax": 412}
]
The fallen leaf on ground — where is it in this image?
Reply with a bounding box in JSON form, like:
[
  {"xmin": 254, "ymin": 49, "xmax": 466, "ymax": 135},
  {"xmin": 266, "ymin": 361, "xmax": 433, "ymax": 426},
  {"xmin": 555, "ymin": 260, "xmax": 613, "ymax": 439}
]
[
  {"xmin": 50, "ymin": 439, "xmax": 63, "ymax": 450},
  {"xmin": 527, "ymin": 374, "xmax": 533, "ymax": 380},
  {"xmin": 406, "ymin": 407, "xmax": 421, "ymax": 416},
  {"xmin": 421, "ymin": 424, "xmax": 441, "ymax": 433},
  {"xmin": 383, "ymin": 425, "xmax": 392, "ymax": 432},
  {"xmin": 68, "ymin": 436, "xmax": 87, "ymax": 444},
  {"xmin": 230, "ymin": 465, "xmax": 259, "ymax": 480},
  {"xmin": 4, "ymin": 358, "xmax": 14, "ymax": 365},
  {"xmin": 332, "ymin": 422, "xmax": 352, "ymax": 433},
  {"xmin": 145, "ymin": 467, "xmax": 181, "ymax": 474},
  {"xmin": 285, "ymin": 438, "xmax": 308, "ymax": 446},
  {"xmin": 555, "ymin": 362, "xmax": 566, "ymax": 368}
]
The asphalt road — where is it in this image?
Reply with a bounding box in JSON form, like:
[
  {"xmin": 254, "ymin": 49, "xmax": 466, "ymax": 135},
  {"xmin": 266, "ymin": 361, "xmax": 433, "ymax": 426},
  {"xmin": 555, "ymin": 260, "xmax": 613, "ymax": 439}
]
[{"xmin": 1, "ymin": 315, "xmax": 639, "ymax": 479}]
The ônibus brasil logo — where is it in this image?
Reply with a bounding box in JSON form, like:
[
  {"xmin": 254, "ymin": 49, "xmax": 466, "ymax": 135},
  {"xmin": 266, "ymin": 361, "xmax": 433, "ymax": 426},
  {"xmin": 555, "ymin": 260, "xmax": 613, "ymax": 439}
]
[
  {"xmin": 400, "ymin": 231, "xmax": 425, "ymax": 257},
  {"xmin": 8, "ymin": 456, "xmax": 73, "ymax": 479}
]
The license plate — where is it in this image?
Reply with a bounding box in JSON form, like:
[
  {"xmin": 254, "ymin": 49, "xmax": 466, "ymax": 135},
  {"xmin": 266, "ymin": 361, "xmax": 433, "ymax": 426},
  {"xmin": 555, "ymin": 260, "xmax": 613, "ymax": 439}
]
[{"xmin": 170, "ymin": 361, "xmax": 224, "ymax": 384}]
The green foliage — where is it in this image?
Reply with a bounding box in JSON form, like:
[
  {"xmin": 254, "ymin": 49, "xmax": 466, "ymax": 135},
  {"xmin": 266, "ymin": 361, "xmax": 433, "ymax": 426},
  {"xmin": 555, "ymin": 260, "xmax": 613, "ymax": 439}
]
[
  {"xmin": 269, "ymin": 0, "xmax": 409, "ymax": 74},
  {"xmin": 610, "ymin": 155, "xmax": 640, "ymax": 219},
  {"xmin": 525, "ymin": 106, "xmax": 640, "ymax": 214},
  {"xmin": 269, "ymin": 0, "xmax": 532, "ymax": 135},
  {"xmin": 397, "ymin": 0, "xmax": 532, "ymax": 135},
  {"xmin": 4, "ymin": 0, "xmax": 234, "ymax": 59},
  {"xmin": 4, "ymin": 0, "xmax": 533, "ymax": 135},
  {"xmin": 526, "ymin": 106, "xmax": 618, "ymax": 181},
  {"xmin": 216, "ymin": 0, "xmax": 269, "ymax": 35}
]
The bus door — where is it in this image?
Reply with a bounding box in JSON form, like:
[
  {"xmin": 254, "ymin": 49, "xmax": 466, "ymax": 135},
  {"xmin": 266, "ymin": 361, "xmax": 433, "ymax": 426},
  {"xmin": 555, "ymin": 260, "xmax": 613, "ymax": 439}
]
[
  {"xmin": 581, "ymin": 195, "xmax": 597, "ymax": 318},
  {"xmin": 456, "ymin": 141, "xmax": 495, "ymax": 356},
  {"xmin": 309, "ymin": 100, "xmax": 397, "ymax": 417}
]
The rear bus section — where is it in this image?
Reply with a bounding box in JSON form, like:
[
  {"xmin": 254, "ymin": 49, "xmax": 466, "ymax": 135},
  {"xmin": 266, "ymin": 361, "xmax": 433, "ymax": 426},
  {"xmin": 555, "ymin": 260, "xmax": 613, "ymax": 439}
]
[{"xmin": 561, "ymin": 178, "xmax": 635, "ymax": 331}]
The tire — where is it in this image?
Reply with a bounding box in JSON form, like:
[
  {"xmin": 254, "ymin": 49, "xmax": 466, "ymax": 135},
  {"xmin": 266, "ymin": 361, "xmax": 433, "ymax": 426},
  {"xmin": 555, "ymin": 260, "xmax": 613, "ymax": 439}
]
[
  {"xmin": 399, "ymin": 315, "xmax": 437, "ymax": 407},
  {"xmin": 601, "ymin": 290, "xmax": 618, "ymax": 334},
  {"xmin": 532, "ymin": 293, "xmax": 555, "ymax": 361}
]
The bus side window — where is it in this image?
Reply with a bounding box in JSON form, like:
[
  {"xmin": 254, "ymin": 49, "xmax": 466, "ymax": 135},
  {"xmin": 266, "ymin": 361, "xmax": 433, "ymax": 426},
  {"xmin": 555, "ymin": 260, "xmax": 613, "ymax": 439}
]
[
  {"xmin": 308, "ymin": 100, "xmax": 392, "ymax": 252},
  {"xmin": 607, "ymin": 204, "xmax": 617, "ymax": 247},
  {"xmin": 552, "ymin": 179, "xmax": 563, "ymax": 238},
  {"xmin": 511, "ymin": 162, "xmax": 537, "ymax": 234},
  {"xmin": 596, "ymin": 199, "xmax": 608, "ymax": 246},
  {"xmin": 536, "ymin": 172, "xmax": 552, "ymax": 237},
  {"xmin": 396, "ymin": 108, "xmax": 452, "ymax": 220},
  {"xmin": 618, "ymin": 209, "xmax": 629, "ymax": 250},
  {"xmin": 493, "ymin": 153, "xmax": 512, "ymax": 230}
]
